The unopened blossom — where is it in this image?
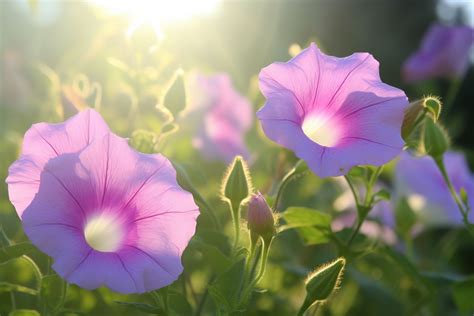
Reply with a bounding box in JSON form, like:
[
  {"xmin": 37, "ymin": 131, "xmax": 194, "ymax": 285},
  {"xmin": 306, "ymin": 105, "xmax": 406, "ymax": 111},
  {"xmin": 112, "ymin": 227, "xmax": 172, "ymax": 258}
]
[
  {"xmin": 185, "ymin": 73, "xmax": 253, "ymax": 163},
  {"xmin": 7, "ymin": 110, "xmax": 199, "ymax": 293},
  {"xmin": 403, "ymin": 24, "xmax": 474, "ymax": 82},
  {"xmin": 395, "ymin": 151, "xmax": 474, "ymax": 227},
  {"xmin": 247, "ymin": 192, "xmax": 276, "ymax": 240},
  {"xmin": 258, "ymin": 43, "xmax": 408, "ymax": 177}
]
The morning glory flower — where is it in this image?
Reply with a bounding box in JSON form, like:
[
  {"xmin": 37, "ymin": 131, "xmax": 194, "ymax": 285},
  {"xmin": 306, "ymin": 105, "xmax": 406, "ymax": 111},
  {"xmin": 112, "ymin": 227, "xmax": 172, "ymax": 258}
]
[
  {"xmin": 257, "ymin": 43, "xmax": 408, "ymax": 177},
  {"xmin": 403, "ymin": 24, "xmax": 474, "ymax": 82},
  {"xmin": 7, "ymin": 110, "xmax": 199, "ymax": 293},
  {"xmin": 185, "ymin": 73, "xmax": 253, "ymax": 163},
  {"xmin": 395, "ymin": 151, "xmax": 474, "ymax": 227}
]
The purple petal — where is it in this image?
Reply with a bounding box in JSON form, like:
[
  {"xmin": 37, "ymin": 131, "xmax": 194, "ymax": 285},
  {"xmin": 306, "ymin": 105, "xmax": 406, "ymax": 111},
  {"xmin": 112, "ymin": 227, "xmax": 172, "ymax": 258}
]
[{"xmin": 7, "ymin": 109, "xmax": 110, "ymax": 217}]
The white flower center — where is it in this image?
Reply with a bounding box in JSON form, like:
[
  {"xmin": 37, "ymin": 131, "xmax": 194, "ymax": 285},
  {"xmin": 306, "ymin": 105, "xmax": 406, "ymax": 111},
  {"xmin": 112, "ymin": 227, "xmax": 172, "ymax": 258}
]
[
  {"xmin": 302, "ymin": 114, "xmax": 342, "ymax": 147},
  {"xmin": 84, "ymin": 214, "xmax": 124, "ymax": 252}
]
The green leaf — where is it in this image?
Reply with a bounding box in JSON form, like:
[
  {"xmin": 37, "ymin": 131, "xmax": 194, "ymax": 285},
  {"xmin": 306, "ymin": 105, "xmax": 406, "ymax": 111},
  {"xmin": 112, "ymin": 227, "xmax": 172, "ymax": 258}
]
[
  {"xmin": 0, "ymin": 282, "xmax": 38, "ymax": 295},
  {"xmin": 280, "ymin": 207, "xmax": 332, "ymax": 245},
  {"xmin": 0, "ymin": 242, "xmax": 35, "ymax": 265},
  {"xmin": 114, "ymin": 301, "xmax": 165, "ymax": 314},
  {"xmin": 452, "ymin": 277, "xmax": 474, "ymax": 313},
  {"xmin": 280, "ymin": 207, "xmax": 331, "ymax": 230},
  {"xmin": 208, "ymin": 259, "xmax": 246, "ymax": 313},
  {"xmin": 372, "ymin": 189, "xmax": 391, "ymax": 202},
  {"xmin": 9, "ymin": 310, "xmax": 41, "ymax": 316},
  {"xmin": 40, "ymin": 274, "xmax": 67, "ymax": 313}
]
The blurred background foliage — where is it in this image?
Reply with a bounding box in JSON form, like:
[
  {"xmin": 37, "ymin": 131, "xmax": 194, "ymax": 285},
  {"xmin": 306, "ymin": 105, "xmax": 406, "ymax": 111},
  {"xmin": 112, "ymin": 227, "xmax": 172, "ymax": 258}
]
[{"xmin": 1, "ymin": 0, "xmax": 474, "ymax": 315}]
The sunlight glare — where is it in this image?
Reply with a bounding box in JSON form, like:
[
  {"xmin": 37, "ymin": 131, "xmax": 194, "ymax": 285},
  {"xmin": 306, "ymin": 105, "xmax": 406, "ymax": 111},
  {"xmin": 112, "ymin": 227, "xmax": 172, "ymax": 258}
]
[{"xmin": 89, "ymin": 0, "xmax": 220, "ymax": 22}]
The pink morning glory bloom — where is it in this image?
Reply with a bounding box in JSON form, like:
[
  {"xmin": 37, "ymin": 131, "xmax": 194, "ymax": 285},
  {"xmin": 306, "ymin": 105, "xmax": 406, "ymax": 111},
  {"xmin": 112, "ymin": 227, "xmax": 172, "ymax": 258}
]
[
  {"xmin": 258, "ymin": 43, "xmax": 408, "ymax": 178},
  {"xmin": 7, "ymin": 109, "xmax": 110, "ymax": 217},
  {"xmin": 185, "ymin": 73, "xmax": 253, "ymax": 163},
  {"xmin": 7, "ymin": 111, "xmax": 199, "ymax": 293},
  {"xmin": 403, "ymin": 24, "xmax": 474, "ymax": 82},
  {"xmin": 395, "ymin": 151, "xmax": 474, "ymax": 227}
]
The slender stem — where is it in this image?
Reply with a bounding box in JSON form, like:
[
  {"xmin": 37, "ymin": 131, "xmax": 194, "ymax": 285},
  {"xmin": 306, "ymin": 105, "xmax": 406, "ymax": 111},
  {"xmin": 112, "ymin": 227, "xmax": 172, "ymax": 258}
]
[
  {"xmin": 345, "ymin": 166, "xmax": 383, "ymax": 247},
  {"xmin": 274, "ymin": 173, "xmax": 293, "ymax": 212},
  {"xmin": 274, "ymin": 161, "xmax": 305, "ymax": 211},
  {"xmin": 230, "ymin": 202, "xmax": 241, "ymax": 253},
  {"xmin": 22, "ymin": 255, "xmax": 42, "ymax": 289},
  {"xmin": 344, "ymin": 175, "xmax": 360, "ymax": 206},
  {"xmin": 347, "ymin": 219, "xmax": 364, "ymax": 247},
  {"xmin": 240, "ymin": 238, "xmax": 272, "ymax": 304},
  {"xmin": 434, "ymin": 156, "xmax": 472, "ymax": 232}
]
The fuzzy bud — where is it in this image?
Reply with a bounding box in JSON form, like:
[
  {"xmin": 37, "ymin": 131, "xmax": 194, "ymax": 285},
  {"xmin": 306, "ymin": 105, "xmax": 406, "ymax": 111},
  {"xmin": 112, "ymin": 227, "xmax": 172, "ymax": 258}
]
[
  {"xmin": 247, "ymin": 192, "xmax": 276, "ymax": 242},
  {"xmin": 298, "ymin": 257, "xmax": 346, "ymax": 315},
  {"xmin": 222, "ymin": 156, "xmax": 251, "ymax": 211},
  {"xmin": 423, "ymin": 117, "xmax": 450, "ymax": 159}
]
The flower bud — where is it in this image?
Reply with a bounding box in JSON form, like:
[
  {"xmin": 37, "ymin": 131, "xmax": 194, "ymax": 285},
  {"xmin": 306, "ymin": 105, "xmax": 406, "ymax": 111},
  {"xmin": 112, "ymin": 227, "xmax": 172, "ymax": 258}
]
[
  {"xmin": 402, "ymin": 96, "xmax": 442, "ymax": 140},
  {"xmin": 247, "ymin": 192, "xmax": 276, "ymax": 242},
  {"xmin": 222, "ymin": 156, "xmax": 252, "ymax": 211},
  {"xmin": 401, "ymin": 99, "xmax": 424, "ymax": 140},
  {"xmin": 423, "ymin": 117, "xmax": 450, "ymax": 159},
  {"xmin": 298, "ymin": 257, "xmax": 346, "ymax": 315}
]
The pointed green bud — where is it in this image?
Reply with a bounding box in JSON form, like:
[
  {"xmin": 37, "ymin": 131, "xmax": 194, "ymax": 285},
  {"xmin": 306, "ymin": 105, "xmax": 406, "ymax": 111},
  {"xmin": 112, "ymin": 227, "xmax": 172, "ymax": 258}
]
[
  {"xmin": 423, "ymin": 117, "xmax": 450, "ymax": 159},
  {"xmin": 402, "ymin": 99, "xmax": 425, "ymax": 140},
  {"xmin": 299, "ymin": 257, "xmax": 346, "ymax": 315},
  {"xmin": 402, "ymin": 96, "xmax": 443, "ymax": 141},
  {"xmin": 162, "ymin": 69, "xmax": 186, "ymax": 118},
  {"xmin": 247, "ymin": 192, "xmax": 276, "ymax": 243},
  {"xmin": 222, "ymin": 156, "xmax": 252, "ymax": 211},
  {"xmin": 423, "ymin": 96, "xmax": 442, "ymax": 121}
]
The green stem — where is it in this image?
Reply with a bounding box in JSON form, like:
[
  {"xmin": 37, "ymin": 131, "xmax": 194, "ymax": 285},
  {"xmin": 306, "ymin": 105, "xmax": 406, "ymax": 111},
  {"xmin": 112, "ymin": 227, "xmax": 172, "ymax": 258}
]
[
  {"xmin": 344, "ymin": 175, "xmax": 360, "ymax": 206},
  {"xmin": 345, "ymin": 166, "xmax": 383, "ymax": 247},
  {"xmin": 22, "ymin": 255, "xmax": 42, "ymax": 289},
  {"xmin": 240, "ymin": 238, "xmax": 272, "ymax": 303},
  {"xmin": 230, "ymin": 202, "xmax": 241, "ymax": 253},
  {"xmin": 433, "ymin": 156, "xmax": 472, "ymax": 231},
  {"xmin": 274, "ymin": 161, "xmax": 305, "ymax": 211}
]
